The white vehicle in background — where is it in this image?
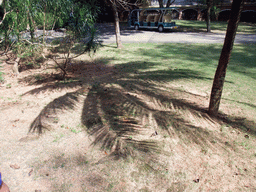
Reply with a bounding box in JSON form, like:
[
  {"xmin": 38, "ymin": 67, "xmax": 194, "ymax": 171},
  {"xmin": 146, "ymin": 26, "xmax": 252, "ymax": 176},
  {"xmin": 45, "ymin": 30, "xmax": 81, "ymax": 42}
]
[{"xmin": 128, "ymin": 7, "xmax": 179, "ymax": 32}]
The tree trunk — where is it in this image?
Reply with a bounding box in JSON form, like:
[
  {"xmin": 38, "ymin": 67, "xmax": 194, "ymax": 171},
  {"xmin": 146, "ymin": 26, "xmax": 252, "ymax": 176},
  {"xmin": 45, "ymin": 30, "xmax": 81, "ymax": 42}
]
[
  {"xmin": 208, "ymin": 0, "xmax": 244, "ymax": 115},
  {"xmin": 28, "ymin": 13, "xmax": 35, "ymax": 42},
  {"xmin": 43, "ymin": 6, "xmax": 46, "ymax": 45},
  {"xmin": 0, "ymin": 0, "xmax": 9, "ymax": 26},
  {"xmin": 206, "ymin": 0, "xmax": 212, "ymax": 32},
  {"xmin": 111, "ymin": 2, "xmax": 123, "ymax": 49},
  {"xmin": 158, "ymin": 0, "xmax": 164, "ymax": 8},
  {"xmin": 4, "ymin": 30, "xmax": 9, "ymax": 52},
  {"xmin": 166, "ymin": 0, "xmax": 175, "ymax": 8},
  {"xmin": 16, "ymin": 10, "xmax": 20, "ymax": 42}
]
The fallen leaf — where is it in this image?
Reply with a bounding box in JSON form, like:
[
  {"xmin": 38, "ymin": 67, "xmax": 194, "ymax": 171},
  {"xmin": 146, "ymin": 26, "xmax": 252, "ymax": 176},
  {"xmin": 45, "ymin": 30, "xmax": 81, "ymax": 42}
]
[
  {"xmin": 150, "ymin": 131, "xmax": 158, "ymax": 137},
  {"xmin": 28, "ymin": 168, "xmax": 33, "ymax": 176},
  {"xmin": 10, "ymin": 164, "xmax": 20, "ymax": 169},
  {"xmin": 193, "ymin": 179, "xmax": 199, "ymax": 183}
]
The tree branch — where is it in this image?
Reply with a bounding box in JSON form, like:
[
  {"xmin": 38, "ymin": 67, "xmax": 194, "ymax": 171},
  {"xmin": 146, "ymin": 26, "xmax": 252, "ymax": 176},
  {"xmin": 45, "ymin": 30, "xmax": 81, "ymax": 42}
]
[{"xmin": 0, "ymin": 10, "xmax": 12, "ymax": 26}]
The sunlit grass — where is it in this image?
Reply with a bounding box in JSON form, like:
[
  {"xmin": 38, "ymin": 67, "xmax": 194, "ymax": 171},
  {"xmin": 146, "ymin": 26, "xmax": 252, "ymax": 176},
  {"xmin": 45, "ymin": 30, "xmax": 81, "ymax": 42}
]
[{"xmin": 175, "ymin": 20, "xmax": 256, "ymax": 34}]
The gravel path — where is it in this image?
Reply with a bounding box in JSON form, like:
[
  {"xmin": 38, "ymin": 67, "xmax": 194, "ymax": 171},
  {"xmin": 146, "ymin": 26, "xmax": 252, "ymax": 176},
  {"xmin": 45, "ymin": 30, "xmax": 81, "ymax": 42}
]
[
  {"xmin": 96, "ymin": 23, "xmax": 256, "ymax": 44},
  {"xmin": 19, "ymin": 24, "xmax": 256, "ymax": 45}
]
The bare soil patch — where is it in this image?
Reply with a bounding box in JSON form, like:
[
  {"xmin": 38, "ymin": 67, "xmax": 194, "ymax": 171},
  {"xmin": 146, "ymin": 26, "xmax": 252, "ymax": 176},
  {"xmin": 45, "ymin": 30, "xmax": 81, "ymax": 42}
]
[{"xmin": 0, "ymin": 52, "xmax": 256, "ymax": 192}]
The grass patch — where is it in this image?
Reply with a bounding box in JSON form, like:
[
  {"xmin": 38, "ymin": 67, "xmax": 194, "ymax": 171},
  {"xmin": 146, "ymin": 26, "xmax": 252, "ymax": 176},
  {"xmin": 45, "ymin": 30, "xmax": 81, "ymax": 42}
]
[
  {"xmin": 175, "ymin": 20, "xmax": 256, "ymax": 34},
  {"xmin": 91, "ymin": 43, "xmax": 256, "ymax": 117}
]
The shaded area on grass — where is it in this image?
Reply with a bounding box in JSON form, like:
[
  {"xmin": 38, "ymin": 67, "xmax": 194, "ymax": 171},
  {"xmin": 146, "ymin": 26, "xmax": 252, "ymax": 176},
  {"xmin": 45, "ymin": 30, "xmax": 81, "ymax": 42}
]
[{"xmin": 24, "ymin": 59, "xmax": 256, "ymax": 160}]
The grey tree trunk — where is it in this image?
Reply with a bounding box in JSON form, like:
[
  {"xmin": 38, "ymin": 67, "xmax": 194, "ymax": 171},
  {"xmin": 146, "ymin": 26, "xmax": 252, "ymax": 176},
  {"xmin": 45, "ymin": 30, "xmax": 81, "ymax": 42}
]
[
  {"xmin": 206, "ymin": 0, "xmax": 213, "ymax": 32},
  {"xmin": 206, "ymin": 2, "xmax": 211, "ymax": 32},
  {"xmin": 111, "ymin": 2, "xmax": 123, "ymax": 49},
  {"xmin": 208, "ymin": 0, "xmax": 244, "ymax": 115}
]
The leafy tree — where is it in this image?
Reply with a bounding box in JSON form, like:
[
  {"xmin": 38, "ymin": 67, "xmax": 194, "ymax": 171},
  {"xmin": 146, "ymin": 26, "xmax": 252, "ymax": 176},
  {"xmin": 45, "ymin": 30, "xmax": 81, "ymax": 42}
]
[
  {"xmin": 47, "ymin": 0, "xmax": 100, "ymax": 79},
  {"xmin": 198, "ymin": 0, "xmax": 221, "ymax": 32},
  {"xmin": 0, "ymin": 0, "xmax": 16, "ymax": 51},
  {"xmin": 1, "ymin": 0, "xmax": 100, "ymax": 77},
  {"xmin": 208, "ymin": 0, "xmax": 244, "ymax": 115},
  {"xmin": 32, "ymin": 0, "xmax": 68, "ymax": 44},
  {"xmin": 0, "ymin": 0, "xmax": 39, "ymax": 49}
]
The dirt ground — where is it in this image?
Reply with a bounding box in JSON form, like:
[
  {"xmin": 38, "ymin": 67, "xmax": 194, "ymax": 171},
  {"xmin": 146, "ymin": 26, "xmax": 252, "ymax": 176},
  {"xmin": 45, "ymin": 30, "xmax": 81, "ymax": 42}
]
[{"xmin": 0, "ymin": 52, "xmax": 256, "ymax": 192}]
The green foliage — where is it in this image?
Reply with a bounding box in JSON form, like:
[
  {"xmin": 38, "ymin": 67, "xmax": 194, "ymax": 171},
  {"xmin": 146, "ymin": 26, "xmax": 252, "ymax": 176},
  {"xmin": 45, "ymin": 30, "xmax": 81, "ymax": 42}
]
[
  {"xmin": 12, "ymin": 41, "xmax": 43, "ymax": 68},
  {"xmin": 46, "ymin": 0, "xmax": 101, "ymax": 79}
]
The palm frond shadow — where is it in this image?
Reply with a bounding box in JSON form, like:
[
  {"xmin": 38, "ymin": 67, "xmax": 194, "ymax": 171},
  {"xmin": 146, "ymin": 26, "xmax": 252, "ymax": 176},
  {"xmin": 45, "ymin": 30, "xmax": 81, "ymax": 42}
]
[
  {"xmin": 27, "ymin": 61, "xmax": 255, "ymax": 160},
  {"xmin": 82, "ymin": 84, "xmax": 159, "ymax": 158},
  {"xmin": 81, "ymin": 79, "xmax": 230, "ymax": 159},
  {"xmin": 30, "ymin": 90, "xmax": 81, "ymax": 134}
]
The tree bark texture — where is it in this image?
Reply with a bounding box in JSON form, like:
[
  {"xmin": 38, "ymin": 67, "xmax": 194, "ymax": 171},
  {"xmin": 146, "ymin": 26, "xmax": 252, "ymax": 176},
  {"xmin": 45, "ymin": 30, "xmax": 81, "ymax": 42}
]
[
  {"xmin": 111, "ymin": 2, "xmax": 123, "ymax": 49},
  {"xmin": 208, "ymin": 0, "xmax": 244, "ymax": 115}
]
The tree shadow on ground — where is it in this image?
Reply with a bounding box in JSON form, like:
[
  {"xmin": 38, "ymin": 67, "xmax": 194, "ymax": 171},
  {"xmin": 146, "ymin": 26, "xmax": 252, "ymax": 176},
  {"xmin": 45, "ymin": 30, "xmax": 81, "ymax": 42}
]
[{"xmin": 23, "ymin": 57, "xmax": 256, "ymax": 160}]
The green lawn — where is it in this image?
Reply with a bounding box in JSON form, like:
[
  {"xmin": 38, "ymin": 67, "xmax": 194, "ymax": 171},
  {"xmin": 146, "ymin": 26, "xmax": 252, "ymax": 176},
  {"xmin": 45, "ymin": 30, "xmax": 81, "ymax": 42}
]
[
  {"xmin": 174, "ymin": 20, "xmax": 256, "ymax": 34},
  {"xmin": 88, "ymin": 43, "xmax": 256, "ymax": 117}
]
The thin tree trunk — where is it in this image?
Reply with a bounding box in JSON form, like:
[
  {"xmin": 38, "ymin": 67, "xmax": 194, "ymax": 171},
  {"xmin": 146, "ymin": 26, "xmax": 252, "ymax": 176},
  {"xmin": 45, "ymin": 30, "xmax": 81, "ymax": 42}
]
[
  {"xmin": 0, "ymin": 1, "xmax": 12, "ymax": 26},
  {"xmin": 43, "ymin": 6, "xmax": 46, "ymax": 45},
  {"xmin": 50, "ymin": 16, "xmax": 59, "ymax": 35},
  {"xmin": 208, "ymin": 0, "xmax": 244, "ymax": 115},
  {"xmin": 28, "ymin": 12, "xmax": 34, "ymax": 42},
  {"xmin": 111, "ymin": 3, "xmax": 123, "ymax": 49},
  {"xmin": 206, "ymin": 0, "xmax": 212, "ymax": 33},
  {"xmin": 158, "ymin": 0, "xmax": 164, "ymax": 8},
  {"xmin": 166, "ymin": 0, "xmax": 175, "ymax": 8},
  {"xmin": 51, "ymin": 7, "xmax": 58, "ymax": 35},
  {"xmin": 4, "ymin": 31, "xmax": 9, "ymax": 51},
  {"xmin": 16, "ymin": 10, "xmax": 20, "ymax": 42}
]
